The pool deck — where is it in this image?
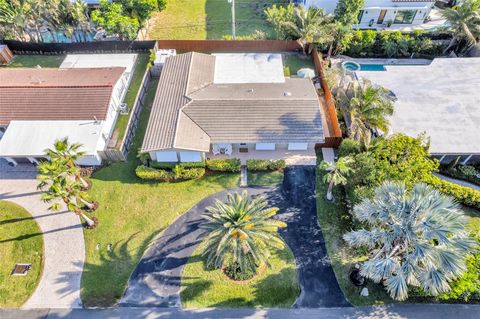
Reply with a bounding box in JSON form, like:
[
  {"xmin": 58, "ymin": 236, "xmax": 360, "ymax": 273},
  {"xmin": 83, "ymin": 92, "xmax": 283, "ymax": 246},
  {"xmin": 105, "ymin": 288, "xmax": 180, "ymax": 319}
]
[{"xmin": 332, "ymin": 57, "xmax": 432, "ymax": 68}]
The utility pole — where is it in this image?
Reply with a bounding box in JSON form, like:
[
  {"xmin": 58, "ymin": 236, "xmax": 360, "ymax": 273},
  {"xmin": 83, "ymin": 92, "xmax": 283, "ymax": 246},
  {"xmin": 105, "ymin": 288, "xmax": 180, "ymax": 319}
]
[{"xmin": 229, "ymin": 0, "xmax": 236, "ymax": 40}]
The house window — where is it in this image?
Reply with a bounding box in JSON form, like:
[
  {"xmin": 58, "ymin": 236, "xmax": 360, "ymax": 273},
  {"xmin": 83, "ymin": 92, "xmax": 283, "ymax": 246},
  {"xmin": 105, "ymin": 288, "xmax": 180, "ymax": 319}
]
[
  {"xmin": 357, "ymin": 10, "xmax": 364, "ymax": 23},
  {"xmin": 255, "ymin": 143, "xmax": 275, "ymax": 151},
  {"xmin": 394, "ymin": 10, "xmax": 417, "ymax": 24},
  {"xmin": 288, "ymin": 143, "xmax": 308, "ymax": 151}
]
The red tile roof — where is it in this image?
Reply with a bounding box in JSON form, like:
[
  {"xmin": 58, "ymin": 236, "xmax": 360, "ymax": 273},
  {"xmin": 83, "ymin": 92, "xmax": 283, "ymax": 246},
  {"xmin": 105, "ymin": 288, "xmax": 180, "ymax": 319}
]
[{"xmin": 0, "ymin": 67, "xmax": 125, "ymax": 125}]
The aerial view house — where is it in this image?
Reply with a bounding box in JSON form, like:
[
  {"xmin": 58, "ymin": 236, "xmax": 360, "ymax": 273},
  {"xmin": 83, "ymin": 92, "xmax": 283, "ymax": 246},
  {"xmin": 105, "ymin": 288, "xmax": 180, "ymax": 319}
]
[
  {"xmin": 0, "ymin": 67, "xmax": 125, "ymax": 166},
  {"xmin": 142, "ymin": 52, "xmax": 324, "ymax": 164},
  {"xmin": 303, "ymin": 0, "xmax": 435, "ymax": 29},
  {"xmin": 355, "ymin": 57, "xmax": 480, "ymax": 165}
]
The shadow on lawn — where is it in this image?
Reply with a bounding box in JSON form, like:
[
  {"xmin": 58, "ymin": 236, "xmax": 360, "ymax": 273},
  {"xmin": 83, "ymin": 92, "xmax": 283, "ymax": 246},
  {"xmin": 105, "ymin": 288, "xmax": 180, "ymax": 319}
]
[{"xmin": 79, "ymin": 229, "xmax": 164, "ymax": 307}]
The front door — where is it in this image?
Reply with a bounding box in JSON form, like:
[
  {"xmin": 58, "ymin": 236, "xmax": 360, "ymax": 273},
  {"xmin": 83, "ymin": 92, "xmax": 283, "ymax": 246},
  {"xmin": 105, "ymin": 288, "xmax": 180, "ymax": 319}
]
[{"xmin": 377, "ymin": 10, "xmax": 387, "ymax": 24}]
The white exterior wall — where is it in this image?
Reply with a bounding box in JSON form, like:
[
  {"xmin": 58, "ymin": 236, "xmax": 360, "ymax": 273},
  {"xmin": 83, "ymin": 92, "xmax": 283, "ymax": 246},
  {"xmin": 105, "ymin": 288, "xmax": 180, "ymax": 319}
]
[
  {"xmin": 304, "ymin": 0, "xmax": 434, "ymax": 28},
  {"xmin": 149, "ymin": 149, "xmax": 205, "ymax": 162}
]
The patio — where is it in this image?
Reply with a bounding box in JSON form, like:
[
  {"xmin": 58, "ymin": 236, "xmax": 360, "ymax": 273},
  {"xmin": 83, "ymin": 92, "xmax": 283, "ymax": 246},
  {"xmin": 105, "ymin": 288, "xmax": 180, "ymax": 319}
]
[{"xmin": 206, "ymin": 148, "xmax": 317, "ymax": 166}]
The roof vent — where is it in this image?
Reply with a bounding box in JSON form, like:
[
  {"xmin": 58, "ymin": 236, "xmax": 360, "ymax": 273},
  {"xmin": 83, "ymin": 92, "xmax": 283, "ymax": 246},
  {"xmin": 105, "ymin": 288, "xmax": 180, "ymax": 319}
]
[
  {"xmin": 284, "ymin": 91, "xmax": 292, "ymax": 97},
  {"xmin": 247, "ymin": 89, "xmax": 254, "ymax": 93}
]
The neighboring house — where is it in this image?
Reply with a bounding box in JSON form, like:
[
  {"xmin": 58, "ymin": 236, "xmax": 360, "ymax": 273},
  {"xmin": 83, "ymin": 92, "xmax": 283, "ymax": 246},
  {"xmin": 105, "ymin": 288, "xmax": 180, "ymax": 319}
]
[
  {"xmin": 0, "ymin": 67, "xmax": 125, "ymax": 166},
  {"xmin": 303, "ymin": 0, "xmax": 435, "ymax": 29},
  {"xmin": 355, "ymin": 57, "xmax": 480, "ymax": 165},
  {"xmin": 142, "ymin": 52, "xmax": 324, "ymax": 165}
]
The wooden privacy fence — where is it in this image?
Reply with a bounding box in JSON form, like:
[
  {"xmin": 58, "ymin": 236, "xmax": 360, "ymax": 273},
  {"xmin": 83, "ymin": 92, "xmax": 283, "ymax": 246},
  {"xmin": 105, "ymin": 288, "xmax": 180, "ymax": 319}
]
[
  {"xmin": 156, "ymin": 39, "xmax": 302, "ymax": 52},
  {"xmin": 311, "ymin": 48, "xmax": 343, "ymax": 148}
]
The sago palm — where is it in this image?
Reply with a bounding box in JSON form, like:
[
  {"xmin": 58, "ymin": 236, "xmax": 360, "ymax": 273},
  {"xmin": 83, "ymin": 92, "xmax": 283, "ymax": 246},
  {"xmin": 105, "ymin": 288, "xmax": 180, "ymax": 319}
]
[
  {"xmin": 319, "ymin": 156, "xmax": 353, "ymax": 201},
  {"xmin": 201, "ymin": 191, "xmax": 286, "ymax": 273},
  {"xmin": 336, "ymin": 80, "xmax": 394, "ymax": 146},
  {"xmin": 344, "ymin": 181, "xmax": 476, "ymax": 301},
  {"xmin": 441, "ymin": 0, "xmax": 480, "ymax": 54},
  {"xmin": 44, "ymin": 137, "xmax": 90, "ymax": 190}
]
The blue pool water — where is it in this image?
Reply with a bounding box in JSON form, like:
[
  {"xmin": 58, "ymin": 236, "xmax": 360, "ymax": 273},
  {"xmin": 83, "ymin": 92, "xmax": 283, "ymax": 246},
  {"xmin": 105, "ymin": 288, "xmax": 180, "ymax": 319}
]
[
  {"xmin": 40, "ymin": 30, "xmax": 96, "ymax": 43},
  {"xmin": 359, "ymin": 64, "xmax": 386, "ymax": 71}
]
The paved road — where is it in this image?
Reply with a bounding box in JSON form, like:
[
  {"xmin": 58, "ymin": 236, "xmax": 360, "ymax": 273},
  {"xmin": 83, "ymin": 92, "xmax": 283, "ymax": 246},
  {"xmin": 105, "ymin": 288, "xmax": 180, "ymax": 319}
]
[
  {"xmin": 0, "ymin": 161, "xmax": 85, "ymax": 309},
  {"xmin": 121, "ymin": 166, "xmax": 348, "ymax": 308},
  {"xmin": 3, "ymin": 305, "xmax": 480, "ymax": 319}
]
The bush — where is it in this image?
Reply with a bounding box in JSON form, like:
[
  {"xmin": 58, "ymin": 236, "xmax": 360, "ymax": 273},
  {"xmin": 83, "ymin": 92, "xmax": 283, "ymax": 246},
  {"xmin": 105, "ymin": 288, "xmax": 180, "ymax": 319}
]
[
  {"xmin": 439, "ymin": 164, "xmax": 480, "ymax": 187},
  {"xmin": 223, "ymin": 262, "xmax": 257, "ymax": 281},
  {"xmin": 246, "ymin": 159, "xmax": 285, "ymax": 171},
  {"xmin": 135, "ymin": 166, "xmax": 172, "ymax": 181},
  {"xmin": 150, "ymin": 161, "xmax": 206, "ymax": 170},
  {"xmin": 423, "ymin": 175, "xmax": 480, "ymax": 209},
  {"xmin": 206, "ymin": 159, "xmax": 241, "ymax": 172},
  {"xmin": 338, "ymin": 138, "xmax": 362, "ymax": 157},
  {"xmin": 135, "ymin": 165, "xmax": 205, "ymax": 182}
]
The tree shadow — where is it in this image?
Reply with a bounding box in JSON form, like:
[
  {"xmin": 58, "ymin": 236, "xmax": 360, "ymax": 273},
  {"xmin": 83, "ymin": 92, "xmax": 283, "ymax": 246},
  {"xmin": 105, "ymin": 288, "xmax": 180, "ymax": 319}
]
[{"xmin": 78, "ymin": 228, "xmax": 165, "ymax": 307}]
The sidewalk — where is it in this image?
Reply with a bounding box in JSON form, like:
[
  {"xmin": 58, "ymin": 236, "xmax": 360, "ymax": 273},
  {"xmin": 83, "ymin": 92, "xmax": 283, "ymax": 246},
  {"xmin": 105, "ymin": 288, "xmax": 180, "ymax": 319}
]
[
  {"xmin": 0, "ymin": 162, "xmax": 85, "ymax": 309},
  {"xmin": 2, "ymin": 304, "xmax": 480, "ymax": 319}
]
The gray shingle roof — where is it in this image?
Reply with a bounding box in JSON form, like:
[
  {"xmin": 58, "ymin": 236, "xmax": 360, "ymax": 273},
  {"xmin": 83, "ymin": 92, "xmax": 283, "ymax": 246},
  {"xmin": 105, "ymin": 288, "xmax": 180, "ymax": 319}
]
[{"xmin": 141, "ymin": 52, "xmax": 324, "ymax": 152}]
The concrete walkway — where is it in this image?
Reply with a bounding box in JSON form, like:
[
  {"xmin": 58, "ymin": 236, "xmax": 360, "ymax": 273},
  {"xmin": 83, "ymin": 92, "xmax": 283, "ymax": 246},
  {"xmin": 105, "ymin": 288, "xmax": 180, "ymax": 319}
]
[
  {"xmin": 0, "ymin": 162, "xmax": 85, "ymax": 308},
  {"xmin": 2, "ymin": 304, "xmax": 480, "ymax": 319},
  {"xmin": 434, "ymin": 173, "xmax": 480, "ymax": 191}
]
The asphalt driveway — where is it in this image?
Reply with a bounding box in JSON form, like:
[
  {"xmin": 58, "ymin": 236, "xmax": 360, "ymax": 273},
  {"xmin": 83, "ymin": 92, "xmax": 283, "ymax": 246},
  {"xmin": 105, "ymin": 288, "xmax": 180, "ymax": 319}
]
[{"xmin": 120, "ymin": 166, "xmax": 349, "ymax": 308}]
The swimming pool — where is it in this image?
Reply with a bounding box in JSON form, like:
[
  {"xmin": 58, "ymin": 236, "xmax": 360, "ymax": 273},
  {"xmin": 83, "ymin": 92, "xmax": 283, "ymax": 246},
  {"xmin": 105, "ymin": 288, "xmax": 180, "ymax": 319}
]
[
  {"xmin": 342, "ymin": 61, "xmax": 386, "ymax": 72},
  {"xmin": 40, "ymin": 30, "xmax": 96, "ymax": 43}
]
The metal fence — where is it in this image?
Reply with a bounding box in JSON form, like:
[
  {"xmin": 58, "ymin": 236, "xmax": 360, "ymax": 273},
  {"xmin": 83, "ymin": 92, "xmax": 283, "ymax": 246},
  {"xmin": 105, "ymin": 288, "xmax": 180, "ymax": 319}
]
[{"xmin": 156, "ymin": 39, "xmax": 302, "ymax": 53}]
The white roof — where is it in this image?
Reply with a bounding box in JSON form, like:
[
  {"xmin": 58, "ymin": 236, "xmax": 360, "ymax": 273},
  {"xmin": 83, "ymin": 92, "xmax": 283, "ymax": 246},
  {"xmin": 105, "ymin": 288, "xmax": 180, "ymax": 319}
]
[
  {"xmin": 213, "ymin": 53, "xmax": 285, "ymax": 84},
  {"xmin": 357, "ymin": 58, "xmax": 480, "ymax": 154},
  {"xmin": 60, "ymin": 53, "xmax": 137, "ymax": 73},
  {"xmin": 0, "ymin": 120, "xmax": 104, "ymax": 157}
]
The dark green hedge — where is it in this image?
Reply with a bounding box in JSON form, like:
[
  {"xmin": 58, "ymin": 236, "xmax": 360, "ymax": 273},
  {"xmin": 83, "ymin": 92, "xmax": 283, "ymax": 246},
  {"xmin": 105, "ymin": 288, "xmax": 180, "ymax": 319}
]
[
  {"xmin": 135, "ymin": 165, "xmax": 205, "ymax": 182},
  {"xmin": 206, "ymin": 158, "xmax": 241, "ymax": 172},
  {"xmin": 246, "ymin": 159, "xmax": 286, "ymax": 171},
  {"xmin": 150, "ymin": 161, "xmax": 206, "ymax": 170}
]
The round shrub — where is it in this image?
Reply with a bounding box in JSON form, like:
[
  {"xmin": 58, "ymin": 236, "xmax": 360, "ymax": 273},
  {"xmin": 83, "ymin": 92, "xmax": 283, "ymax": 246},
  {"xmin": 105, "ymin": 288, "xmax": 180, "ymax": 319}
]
[{"xmin": 223, "ymin": 262, "xmax": 257, "ymax": 281}]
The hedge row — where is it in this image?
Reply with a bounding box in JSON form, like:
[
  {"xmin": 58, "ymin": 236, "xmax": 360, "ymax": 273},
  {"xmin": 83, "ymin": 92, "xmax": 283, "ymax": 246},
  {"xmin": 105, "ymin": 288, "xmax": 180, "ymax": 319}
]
[
  {"xmin": 206, "ymin": 158, "xmax": 241, "ymax": 172},
  {"xmin": 150, "ymin": 161, "xmax": 206, "ymax": 170},
  {"xmin": 246, "ymin": 159, "xmax": 285, "ymax": 171},
  {"xmin": 135, "ymin": 165, "xmax": 205, "ymax": 182},
  {"xmin": 424, "ymin": 175, "xmax": 480, "ymax": 209}
]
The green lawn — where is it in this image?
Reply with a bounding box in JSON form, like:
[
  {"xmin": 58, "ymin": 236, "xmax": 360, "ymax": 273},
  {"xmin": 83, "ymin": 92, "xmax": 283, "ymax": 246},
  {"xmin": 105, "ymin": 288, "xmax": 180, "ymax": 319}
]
[
  {"xmin": 6, "ymin": 55, "xmax": 65, "ymax": 68},
  {"xmin": 247, "ymin": 170, "xmax": 284, "ymax": 187},
  {"xmin": 147, "ymin": 0, "xmax": 283, "ymax": 40},
  {"xmin": 112, "ymin": 53, "xmax": 150, "ymax": 148},
  {"xmin": 181, "ymin": 243, "xmax": 299, "ymax": 308},
  {"xmin": 82, "ymin": 77, "xmax": 240, "ymax": 307},
  {"xmin": 0, "ymin": 201, "xmax": 44, "ymax": 308},
  {"xmin": 283, "ymin": 54, "xmax": 316, "ymax": 77}
]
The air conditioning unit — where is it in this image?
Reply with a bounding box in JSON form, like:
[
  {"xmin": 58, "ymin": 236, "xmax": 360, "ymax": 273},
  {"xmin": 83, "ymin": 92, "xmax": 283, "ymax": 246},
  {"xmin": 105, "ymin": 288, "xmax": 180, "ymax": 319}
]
[{"xmin": 118, "ymin": 103, "xmax": 129, "ymax": 114}]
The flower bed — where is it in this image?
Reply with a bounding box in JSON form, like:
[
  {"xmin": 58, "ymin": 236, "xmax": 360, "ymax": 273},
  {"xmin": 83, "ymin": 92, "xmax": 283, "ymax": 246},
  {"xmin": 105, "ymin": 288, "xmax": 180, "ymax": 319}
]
[{"xmin": 206, "ymin": 158, "xmax": 241, "ymax": 172}]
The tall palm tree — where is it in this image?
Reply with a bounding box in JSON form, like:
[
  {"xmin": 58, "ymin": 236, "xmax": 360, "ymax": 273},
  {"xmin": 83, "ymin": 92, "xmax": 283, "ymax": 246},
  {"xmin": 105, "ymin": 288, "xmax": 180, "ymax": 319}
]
[
  {"xmin": 281, "ymin": 5, "xmax": 336, "ymax": 54},
  {"xmin": 0, "ymin": 0, "xmax": 29, "ymax": 41},
  {"xmin": 336, "ymin": 80, "xmax": 394, "ymax": 146},
  {"xmin": 44, "ymin": 137, "xmax": 91, "ymax": 190},
  {"xmin": 201, "ymin": 191, "xmax": 287, "ymax": 273},
  {"xmin": 39, "ymin": 171, "xmax": 96, "ymax": 227},
  {"xmin": 71, "ymin": 0, "xmax": 90, "ymax": 42},
  {"xmin": 441, "ymin": 0, "xmax": 480, "ymax": 54},
  {"xmin": 319, "ymin": 156, "xmax": 353, "ymax": 201},
  {"xmin": 344, "ymin": 181, "xmax": 476, "ymax": 301}
]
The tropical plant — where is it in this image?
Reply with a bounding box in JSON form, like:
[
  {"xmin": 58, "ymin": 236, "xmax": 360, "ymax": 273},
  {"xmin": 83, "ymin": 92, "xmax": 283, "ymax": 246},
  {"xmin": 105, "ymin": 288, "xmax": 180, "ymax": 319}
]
[
  {"xmin": 344, "ymin": 181, "xmax": 476, "ymax": 301},
  {"xmin": 334, "ymin": 0, "xmax": 365, "ymax": 26},
  {"xmin": 441, "ymin": 0, "xmax": 480, "ymax": 54},
  {"xmin": 91, "ymin": 0, "xmax": 140, "ymax": 40},
  {"xmin": 201, "ymin": 191, "xmax": 286, "ymax": 274},
  {"xmin": 37, "ymin": 164, "xmax": 96, "ymax": 227},
  {"xmin": 265, "ymin": 4, "xmax": 336, "ymax": 54},
  {"xmin": 336, "ymin": 80, "xmax": 394, "ymax": 146},
  {"xmin": 44, "ymin": 137, "xmax": 91, "ymax": 190},
  {"xmin": 319, "ymin": 156, "xmax": 353, "ymax": 201}
]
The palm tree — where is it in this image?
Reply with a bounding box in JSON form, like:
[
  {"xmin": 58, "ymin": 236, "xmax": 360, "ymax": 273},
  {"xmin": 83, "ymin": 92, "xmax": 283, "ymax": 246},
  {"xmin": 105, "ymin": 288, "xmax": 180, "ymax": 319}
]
[
  {"xmin": 280, "ymin": 5, "xmax": 336, "ymax": 54},
  {"xmin": 441, "ymin": 0, "xmax": 480, "ymax": 54},
  {"xmin": 39, "ymin": 171, "xmax": 96, "ymax": 227},
  {"xmin": 319, "ymin": 156, "xmax": 353, "ymax": 201},
  {"xmin": 70, "ymin": 0, "xmax": 90, "ymax": 42},
  {"xmin": 336, "ymin": 80, "xmax": 394, "ymax": 146},
  {"xmin": 0, "ymin": 0, "xmax": 29, "ymax": 41},
  {"xmin": 44, "ymin": 137, "xmax": 91, "ymax": 190},
  {"xmin": 201, "ymin": 191, "xmax": 287, "ymax": 273},
  {"xmin": 344, "ymin": 181, "xmax": 476, "ymax": 301}
]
